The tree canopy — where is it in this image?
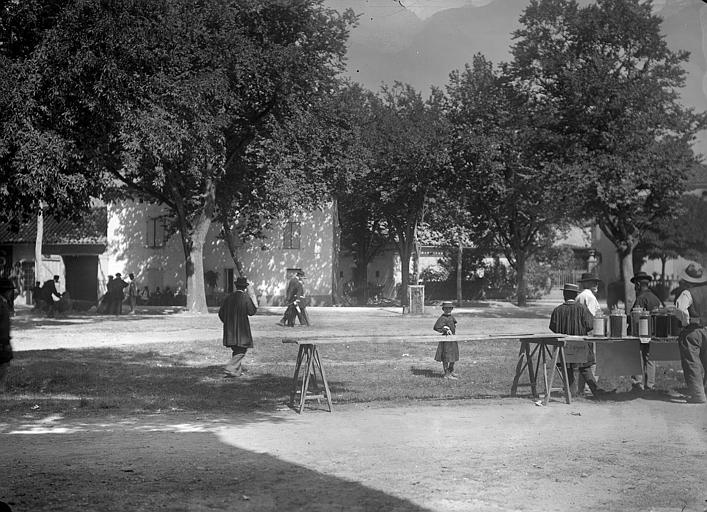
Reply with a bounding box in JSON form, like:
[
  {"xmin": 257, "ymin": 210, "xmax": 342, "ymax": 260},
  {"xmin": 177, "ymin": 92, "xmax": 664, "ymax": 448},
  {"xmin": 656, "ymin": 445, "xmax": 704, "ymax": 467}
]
[
  {"xmin": 1, "ymin": 0, "xmax": 356, "ymax": 311},
  {"xmin": 445, "ymin": 55, "xmax": 578, "ymax": 305},
  {"xmin": 510, "ymin": 0, "xmax": 706, "ymax": 306}
]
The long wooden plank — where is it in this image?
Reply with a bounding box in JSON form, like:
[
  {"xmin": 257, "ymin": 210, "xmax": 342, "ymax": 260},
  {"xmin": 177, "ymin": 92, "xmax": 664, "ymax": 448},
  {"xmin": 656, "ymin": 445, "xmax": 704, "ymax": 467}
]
[{"xmin": 281, "ymin": 333, "xmax": 566, "ymax": 345}]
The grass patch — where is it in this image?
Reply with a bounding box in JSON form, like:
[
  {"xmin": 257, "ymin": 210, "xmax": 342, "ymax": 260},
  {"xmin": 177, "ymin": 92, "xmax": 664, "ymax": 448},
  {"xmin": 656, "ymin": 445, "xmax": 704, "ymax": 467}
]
[{"xmin": 0, "ymin": 307, "xmax": 688, "ymax": 417}]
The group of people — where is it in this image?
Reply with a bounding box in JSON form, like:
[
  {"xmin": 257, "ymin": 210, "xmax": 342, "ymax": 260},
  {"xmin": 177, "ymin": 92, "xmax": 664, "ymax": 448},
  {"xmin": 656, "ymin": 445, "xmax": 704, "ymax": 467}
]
[
  {"xmin": 215, "ymin": 264, "xmax": 707, "ymax": 405},
  {"xmin": 98, "ymin": 273, "xmax": 137, "ymax": 315},
  {"xmin": 276, "ymin": 270, "xmax": 309, "ymax": 327},
  {"xmin": 33, "ymin": 275, "xmax": 71, "ymax": 317},
  {"xmin": 548, "ymin": 265, "xmax": 707, "ymax": 404}
]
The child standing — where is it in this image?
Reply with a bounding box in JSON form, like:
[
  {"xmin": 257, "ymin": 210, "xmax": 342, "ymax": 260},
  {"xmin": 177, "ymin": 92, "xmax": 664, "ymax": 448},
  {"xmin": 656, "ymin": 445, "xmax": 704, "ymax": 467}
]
[{"xmin": 433, "ymin": 301, "xmax": 459, "ymax": 379}]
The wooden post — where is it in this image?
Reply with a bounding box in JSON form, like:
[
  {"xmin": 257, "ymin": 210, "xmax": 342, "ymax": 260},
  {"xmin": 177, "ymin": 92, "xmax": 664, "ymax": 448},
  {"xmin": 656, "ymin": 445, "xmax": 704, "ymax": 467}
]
[{"xmin": 457, "ymin": 242, "xmax": 463, "ymax": 307}]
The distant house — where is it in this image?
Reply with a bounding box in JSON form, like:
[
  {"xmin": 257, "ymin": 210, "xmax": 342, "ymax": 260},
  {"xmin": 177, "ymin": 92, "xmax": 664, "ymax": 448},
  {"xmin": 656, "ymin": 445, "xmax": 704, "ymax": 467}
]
[
  {"xmin": 106, "ymin": 200, "xmax": 337, "ymax": 306},
  {"xmin": 0, "ymin": 208, "xmax": 107, "ymax": 305},
  {"xmin": 0, "ymin": 200, "xmax": 338, "ymax": 308}
]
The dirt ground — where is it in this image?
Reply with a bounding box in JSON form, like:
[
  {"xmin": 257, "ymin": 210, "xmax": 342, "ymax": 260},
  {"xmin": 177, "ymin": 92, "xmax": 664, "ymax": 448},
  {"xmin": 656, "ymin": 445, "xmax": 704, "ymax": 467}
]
[
  {"xmin": 2, "ymin": 305, "xmax": 706, "ymax": 511},
  {"xmin": 2, "ymin": 399, "xmax": 706, "ymax": 512}
]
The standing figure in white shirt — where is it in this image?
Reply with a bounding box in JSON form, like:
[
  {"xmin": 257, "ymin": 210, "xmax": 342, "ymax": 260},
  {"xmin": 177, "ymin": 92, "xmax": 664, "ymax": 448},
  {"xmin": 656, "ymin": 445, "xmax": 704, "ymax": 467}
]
[
  {"xmin": 576, "ymin": 273, "xmax": 602, "ymax": 395},
  {"xmin": 576, "ymin": 273, "xmax": 602, "ymax": 317}
]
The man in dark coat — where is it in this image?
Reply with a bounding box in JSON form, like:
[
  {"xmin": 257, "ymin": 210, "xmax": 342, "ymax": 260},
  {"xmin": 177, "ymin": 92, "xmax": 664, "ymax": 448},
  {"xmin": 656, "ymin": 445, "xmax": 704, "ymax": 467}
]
[
  {"xmin": 550, "ymin": 283, "xmax": 613, "ymax": 398},
  {"xmin": 277, "ymin": 270, "xmax": 309, "ymax": 327},
  {"xmin": 219, "ymin": 276, "xmax": 257, "ymax": 377},
  {"xmin": 629, "ymin": 271, "xmax": 664, "ymax": 391},
  {"xmin": 110, "ymin": 273, "xmax": 128, "ymax": 315},
  {"xmin": 674, "ymin": 263, "xmax": 707, "ymax": 404},
  {"xmin": 41, "ymin": 275, "xmax": 62, "ymax": 317},
  {"xmin": 0, "ymin": 278, "xmax": 14, "ymax": 392}
]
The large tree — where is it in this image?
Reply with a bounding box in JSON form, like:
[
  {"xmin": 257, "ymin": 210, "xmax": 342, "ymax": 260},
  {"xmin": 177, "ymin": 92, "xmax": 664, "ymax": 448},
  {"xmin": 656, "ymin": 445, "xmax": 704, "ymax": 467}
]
[
  {"xmin": 635, "ymin": 193, "xmax": 707, "ymax": 277},
  {"xmin": 510, "ymin": 0, "xmax": 706, "ymax": 307},
  {"xmin": 241, "ymin": 81, "xmax": 378, "ymax": 304},
  {"xmin": 2, "ymin": 0, "xmax": 356, "ymax": 312},
  {"xmin": 445, "ymin": 55, "xmax": 579, "ymax": 306},
  {"xmin": 0, "ymin": 0, "xmax": 102, "ymax": 225},
  {"xmin": 366, "ymin": 83, "xmax": 452, "ymax": 306}
]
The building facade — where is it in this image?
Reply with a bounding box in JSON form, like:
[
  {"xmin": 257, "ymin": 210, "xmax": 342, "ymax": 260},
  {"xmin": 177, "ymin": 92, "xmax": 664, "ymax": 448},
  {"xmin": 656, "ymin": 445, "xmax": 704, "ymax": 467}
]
[{"xmin": 106, "ymin": 200, "xmax": 336, "ymax": 306}]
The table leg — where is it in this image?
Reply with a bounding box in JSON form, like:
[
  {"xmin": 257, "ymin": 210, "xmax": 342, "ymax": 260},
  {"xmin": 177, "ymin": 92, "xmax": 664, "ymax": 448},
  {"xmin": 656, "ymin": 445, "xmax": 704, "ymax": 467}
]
[
  {"xmin": 511, "ymin": 342, "xmax": 528, "ymax": 396},
  {"xmin": 313, "ymin": 346, "xmax": 333, "ymax": 413},
  {"xmin": 290, "ymin": 345, "xmax": 306, "ymax": 407},
  {"xmin": 559, "ymin": 347, "xmax": 571, "ymax": 405},
  {"xmin": 299, "ymin": 345, "xmax": 314, "ymax": 414},
  {"xmin": 525, "ymin": 342, "xmax": 538, "ymax": 398},
  {"xmin": 543, "ymin": 345, "xmax": 561, "ymax": 406},
  {"xmin": 541, "ymin": 346, "xmax": 549, "ymax": 396}
]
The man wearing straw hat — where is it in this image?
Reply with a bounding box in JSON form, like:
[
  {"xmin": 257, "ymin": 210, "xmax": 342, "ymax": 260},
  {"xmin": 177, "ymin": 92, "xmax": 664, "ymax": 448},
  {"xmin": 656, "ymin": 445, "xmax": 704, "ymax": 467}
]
[
  {"xmin": 674, "ymin": 263, "xmax": 707, "ymax": 404},
  {"xmin": 629, "ymin": 271, "xmax": 663, "ymax": 392},
  {"xmin": 550, "ymin": 283, "xmax": 613, "ymax": 398}
]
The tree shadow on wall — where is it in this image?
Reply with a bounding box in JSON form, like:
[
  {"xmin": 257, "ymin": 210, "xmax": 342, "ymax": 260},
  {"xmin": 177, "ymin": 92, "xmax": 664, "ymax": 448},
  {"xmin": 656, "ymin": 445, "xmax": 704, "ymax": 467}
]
[{"xmin": 110, "ymin": 201, "xmax": 337, "ymax": 306}]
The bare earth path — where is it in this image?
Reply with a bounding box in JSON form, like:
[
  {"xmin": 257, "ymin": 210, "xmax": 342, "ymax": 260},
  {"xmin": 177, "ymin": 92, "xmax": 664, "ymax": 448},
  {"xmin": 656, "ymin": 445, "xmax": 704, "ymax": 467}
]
[{"xmin": 2, "ymin": 398, "xmax": 706, "ymax": 511}]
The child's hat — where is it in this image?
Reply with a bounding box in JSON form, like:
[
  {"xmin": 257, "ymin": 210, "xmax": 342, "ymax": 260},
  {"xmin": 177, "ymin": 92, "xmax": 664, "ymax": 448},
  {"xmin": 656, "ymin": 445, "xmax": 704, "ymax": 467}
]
[{"xmin": 441, "ymin": 301, "xmax": 454, "ymax": 309}]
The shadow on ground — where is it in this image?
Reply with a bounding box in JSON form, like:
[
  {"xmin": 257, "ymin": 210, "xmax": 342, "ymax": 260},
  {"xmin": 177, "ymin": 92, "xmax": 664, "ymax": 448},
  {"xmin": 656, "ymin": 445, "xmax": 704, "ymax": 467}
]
[
  {"xmin": 3, "ymin": 429, "xmax": 431, "ymax": 512},
  {"xmin": 410, "ymin": 367, "xmax": 440, "ymax": 379},
  {"xmin": 1, "ymin": 348, "xmax": 351, "ymax": 420}
]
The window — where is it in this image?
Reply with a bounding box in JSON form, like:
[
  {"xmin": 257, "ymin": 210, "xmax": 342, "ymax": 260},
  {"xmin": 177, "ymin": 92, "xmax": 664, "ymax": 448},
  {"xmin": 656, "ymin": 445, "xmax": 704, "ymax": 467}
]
[
  {"xmin": 283, "ymin": 221, "xmax": 301, "ymax": 249},
  {"xmin": 146, "ymin": 217, "xmax": 167, "ymax": 248}
]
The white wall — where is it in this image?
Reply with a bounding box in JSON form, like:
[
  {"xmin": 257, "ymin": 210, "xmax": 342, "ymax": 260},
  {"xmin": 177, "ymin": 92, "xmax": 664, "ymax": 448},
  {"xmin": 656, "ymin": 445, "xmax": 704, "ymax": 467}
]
[{"xmin": 107, "ymin": 201, "xmax": 335, "ymax": 304}]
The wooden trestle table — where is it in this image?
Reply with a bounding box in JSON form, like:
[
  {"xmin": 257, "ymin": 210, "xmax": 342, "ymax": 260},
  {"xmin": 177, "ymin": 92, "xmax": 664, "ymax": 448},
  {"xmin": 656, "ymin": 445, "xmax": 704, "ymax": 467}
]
[
  {"xmin": 281, "ymin": 334, "xmax": 681, "ymax": 412},
  {"xmin": 282, "ymin": 333, "xmax": 569, "ymax": 413},
  {"xmin": 517, "ymin": 336, "xmax": 682, "ymax": 405}
]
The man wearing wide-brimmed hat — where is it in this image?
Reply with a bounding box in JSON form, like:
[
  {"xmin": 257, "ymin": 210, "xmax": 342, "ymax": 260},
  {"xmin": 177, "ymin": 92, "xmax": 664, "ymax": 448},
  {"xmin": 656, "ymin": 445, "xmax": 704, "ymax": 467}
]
[
  {"xmin": 674, "ymin": 263, "xmax": 707, "ymax": 403},
  {"xmin": 219, "ymin": 276, "xmax": 257, "ymax": 378},
  {"xmin": 0, "ymin": 278, "xmax": 15, "ymax": 392},
  {"xmin": 630, "ymin": 272, "xmax": 663, "ymax": 312},
  {"xmin": 550, "ymin": 283, "xmax": 613, "ymax": 398},
  {"xmin": 628, "ymin": 271, "xmax": 663, "ymax": 392}
]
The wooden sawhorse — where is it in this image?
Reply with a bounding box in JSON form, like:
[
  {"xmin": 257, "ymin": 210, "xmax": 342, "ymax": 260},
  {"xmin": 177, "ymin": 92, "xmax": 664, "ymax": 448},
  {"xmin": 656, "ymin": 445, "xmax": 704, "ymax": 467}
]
[
  {"xmin": 288, "ymin": 343, "xmax": 333, "ymax": 413},
  {"xmin": 510, "ymin": 336, "xmax": 572, "ymax": 405}
]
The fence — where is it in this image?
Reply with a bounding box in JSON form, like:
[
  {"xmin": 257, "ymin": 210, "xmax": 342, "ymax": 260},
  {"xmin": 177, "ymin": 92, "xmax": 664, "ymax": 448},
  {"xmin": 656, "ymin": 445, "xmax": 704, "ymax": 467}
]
[{"xmin": 548, "ymin": 269, "xmax": 586, "ymax": 289}]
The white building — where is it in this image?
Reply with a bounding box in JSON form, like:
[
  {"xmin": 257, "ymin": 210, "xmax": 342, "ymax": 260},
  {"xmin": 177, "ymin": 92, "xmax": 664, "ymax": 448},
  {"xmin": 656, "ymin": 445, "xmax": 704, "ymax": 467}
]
[{"xmin": 105, "ymin": 200, "xmax": 337, "ymax": 306}]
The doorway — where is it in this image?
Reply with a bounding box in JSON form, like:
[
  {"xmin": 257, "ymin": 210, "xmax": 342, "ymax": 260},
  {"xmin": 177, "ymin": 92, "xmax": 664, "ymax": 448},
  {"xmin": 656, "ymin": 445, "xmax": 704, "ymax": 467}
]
[{"xmin": 63, "ymin": 255, "xmax": 98, "ymax": 302}]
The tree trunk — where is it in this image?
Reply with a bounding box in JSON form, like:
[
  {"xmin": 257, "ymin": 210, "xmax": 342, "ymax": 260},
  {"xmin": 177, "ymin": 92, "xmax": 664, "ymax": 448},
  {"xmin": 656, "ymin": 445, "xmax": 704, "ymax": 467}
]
[
  {"xmin": 221, "ymin": 223, "xmax": 245, "ymax": 277},
  {"xmin": 171, "ymin": 172, "xmax": 213, "ymax": 314},
  {"xmin": 399, "ymin": 242, "xmax": 412, "ymax": 308},
  {"xmin": 620, "ymin": 250, "xmax": 636, "ymax": 311},
  {"xmin": 331, "ymin": 199, "xmax": 342, "ymax": 305},
  {"xmin": 660, "ymin": 256, "xmax": 667, "ymax": 282},
  {"xmin": 516, "ymin": 254, "xmax": 528, "ymax": 307},
  {"xmin": 456, "ymin": 242, "xmax": 463, "ymax": 306},
  {"xmin": 187, "ymin": 216, "xmax": 210, "ymax": 313},
  {"xmin": 221, "ymin": 223, "xmax": 260, "ymax": 305},
  {"xmin": 412, "ymin": 225, "xmax": 421, "ymax": 285},
  {"xmin": 35, "ymin": 211, "xmax": 44, "ymax": 285}
]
